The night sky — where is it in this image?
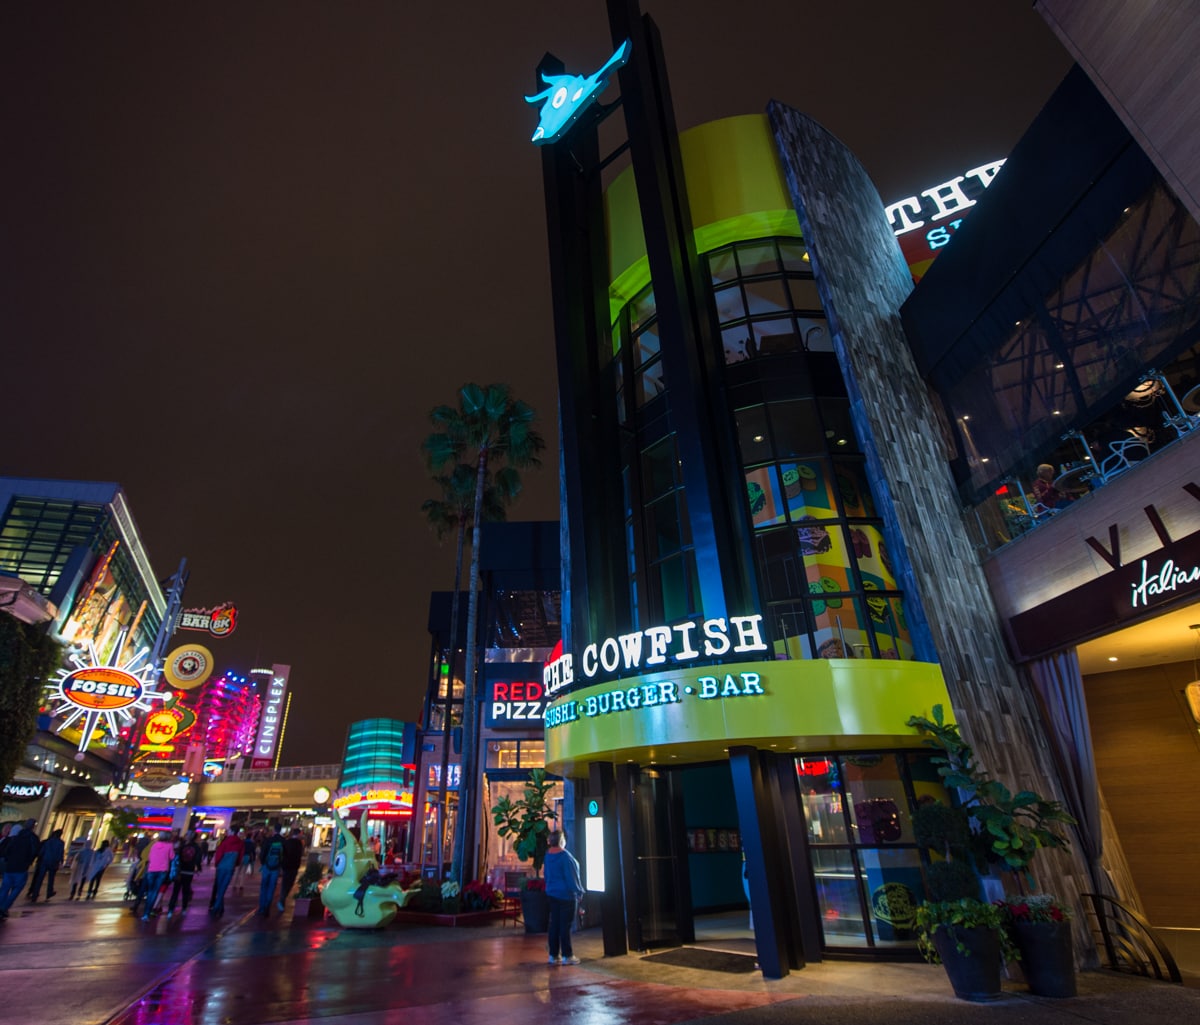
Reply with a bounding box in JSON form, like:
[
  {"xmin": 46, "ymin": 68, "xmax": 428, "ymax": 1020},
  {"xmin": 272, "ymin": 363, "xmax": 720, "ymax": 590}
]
[{"xmin": 1, "ymin": 3, "xmax": 1071, "ymax": 764}]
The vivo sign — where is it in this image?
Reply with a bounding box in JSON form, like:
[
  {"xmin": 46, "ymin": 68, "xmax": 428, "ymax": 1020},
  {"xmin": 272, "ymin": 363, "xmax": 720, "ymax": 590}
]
[{"xmin": 251, "ymin": 664, "xmax": 290, "ymax": 769}]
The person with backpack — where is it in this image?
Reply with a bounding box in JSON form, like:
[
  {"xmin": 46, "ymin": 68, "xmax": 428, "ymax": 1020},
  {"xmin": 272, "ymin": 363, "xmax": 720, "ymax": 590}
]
[
  {"xmin": 278, "ymin": 828, "xmax": 305, "ymax": 913},
  {"xmin": 28, "ymin": 827, "xmax": 65, "ymax": 901},
  {"xmin": 257, "ymin": 825, "xmax": 285, "ymax": 917},
  {"xmin": 165, "ymin": 831, "xmax": 203, "ymax": 917},
  {"xmin": 208, "ymin": 828, "xmax": 243, "ymax": 918},
  {"xmin": 0, "ymin": 820, "xmax": 41, "ymax": 919}
]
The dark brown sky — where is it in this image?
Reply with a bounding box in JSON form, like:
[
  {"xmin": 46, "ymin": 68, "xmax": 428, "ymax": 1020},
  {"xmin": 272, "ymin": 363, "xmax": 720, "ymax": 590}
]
[{"xmin": 0, "ymin": 3, "xmax": 1071, "ymax": 764}]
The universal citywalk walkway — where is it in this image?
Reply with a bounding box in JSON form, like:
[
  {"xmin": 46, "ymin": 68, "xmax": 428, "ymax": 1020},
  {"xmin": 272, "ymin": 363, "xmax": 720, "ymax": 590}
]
[{"xmin": 1, "ymin": 873, "xmax": 1197, "ymax": 1025}]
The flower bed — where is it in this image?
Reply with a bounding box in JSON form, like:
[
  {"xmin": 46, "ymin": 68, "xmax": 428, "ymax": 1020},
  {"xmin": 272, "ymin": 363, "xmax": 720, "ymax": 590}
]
[{"xmin": 394, "ymin": 908, "xmax": 510, "ymax": 927}]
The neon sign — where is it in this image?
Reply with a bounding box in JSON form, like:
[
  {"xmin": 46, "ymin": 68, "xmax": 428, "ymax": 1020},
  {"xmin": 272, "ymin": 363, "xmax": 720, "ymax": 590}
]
[
  {"xmin": 545, "ymin": 670, "xmax": 765, "ymax": 729},
  {"xmin": 179, "ymin": 602, "xmax": 237, "ymax": 637},
  {"xmin": 47, "ymin": 642, "xmax": 166, "ymax": 753},
  {"xmin": 525, "ymin": 39, "xmax": 631, "ymax": 145},
  {"xmin": 1129, "ymin": 556, "xmax": 1200, "ymax": 608},
  {"xmin": 544, "ymin": 614, "xmax": 769, "ymax": 693}
]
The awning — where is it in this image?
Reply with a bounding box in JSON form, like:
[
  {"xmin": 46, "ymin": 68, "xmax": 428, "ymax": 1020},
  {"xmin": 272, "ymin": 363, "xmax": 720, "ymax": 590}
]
[{"xmin": 54, "ymin": 786, "xmax": 109, "ymax": 813}]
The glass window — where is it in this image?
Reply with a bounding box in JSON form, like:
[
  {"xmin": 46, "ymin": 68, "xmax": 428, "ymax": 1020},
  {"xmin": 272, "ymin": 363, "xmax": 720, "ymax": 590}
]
[
  {"xmin": 820, "ymin": 398, "xmax": 859, "ymax": 454},
  {"xmin": 736, "ymin": 241, "xmax": 779, "ymax": 277},
  {"xmin": 832, "ymin": 461, "xmax": 876, "ymax": 517},
  {"xmin": 754, "ymin": 529, "xmax": 801, "ymax": 602},
  {"xmin": 743, "ymin": 278, "xmax": 791, "ymax": 318},
  {"xmin": 637, "ymin": 358, "xmax": 666, "ymax": 405},
  {"xmin": 714, "ymin": 284, "xmax": 746, "ymax": 324},
  {"xmin": 656, "ymin": 552, "xmax": 695, "ymax": 621},
  {"xmin": 641, "ymin": 438, "xmax": 677, "ymax": 500},
  {"xmin": 769, "ymin": 600, "xmax": 812, "ymax": 659},
  {"xmin": 722, "ymin": 324, "xmax": 755, "ymax": 364},
  {"xmin": 768, "ymin": 400, "xmax": 822, "ymax": 458},
  {"xmin": 645, "ymin": 495, "xmax": 683, "ymax": 560},
  {"xmin": 787, "ymin": 276, "xmax": 822, "ymax": 311},
  {"xmin": 779, "ymin": 241, "xmax": 811, "ymax": 273},
  {"xmin": 798, "ymin": 317, "xmax": 832, "ymax": 352},
  {"xmin": 708, "ymin": 247, "xmax": 738, "ymax": 285},
  {"xmin": 783, "ymin": 459, "xmax": 837, "ymax": 522},
  {"xmin": 735, "ymin": 405, "xmax": 770, "ymax": 460},
  {"xmin": 631, "ymin": 287, "xmax": 656, "ymax": 332},
  {"xmin": 745, "ymin": 467, "xmax": 786, "ymax": 528},
  {"xmin": 634, "ymin": 323, "xmax": 661, "ymax": 367},
  {"xmin": 863, "ymin": 847, "xmax": 924, "ymax": 945},
  {"xmin": 751, "ymin": 317, "xmax": 801, "ymax": 356}
]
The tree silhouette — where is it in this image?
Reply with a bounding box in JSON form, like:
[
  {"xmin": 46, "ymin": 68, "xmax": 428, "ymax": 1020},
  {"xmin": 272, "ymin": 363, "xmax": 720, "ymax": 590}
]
[{"xmin": 422, "ymin": 383, "xmax": 545, "ymax": 884}]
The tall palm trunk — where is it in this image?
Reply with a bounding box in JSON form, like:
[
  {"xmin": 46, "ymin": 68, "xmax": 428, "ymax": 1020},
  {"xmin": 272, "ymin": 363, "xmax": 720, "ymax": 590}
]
[
  {"xmin": 434, "ymin": 518, "xmax": 466, "ymax": 875},
  {"xmin": 450, "ymin": 444, "xmax": 489, "ymax": 884}
]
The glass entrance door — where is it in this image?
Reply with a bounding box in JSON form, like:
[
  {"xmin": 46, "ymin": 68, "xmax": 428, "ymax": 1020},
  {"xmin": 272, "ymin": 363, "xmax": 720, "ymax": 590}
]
[{"xmin": 629, "ymin": 766, "xmax": 691, "ymax": 948}]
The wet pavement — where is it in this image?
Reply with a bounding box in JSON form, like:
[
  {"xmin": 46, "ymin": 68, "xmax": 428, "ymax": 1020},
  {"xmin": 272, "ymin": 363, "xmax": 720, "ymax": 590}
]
[{"xmin": 2, "ymin": 869, "xmax": 1198, "ymax": 1025}]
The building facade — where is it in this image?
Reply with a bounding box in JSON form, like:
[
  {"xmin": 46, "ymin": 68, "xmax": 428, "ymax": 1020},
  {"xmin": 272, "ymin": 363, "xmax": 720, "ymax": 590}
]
[
  {"xmin": 0, "ymin": 477, "xmax": 167, "ymax": 840},
  {"xmin": 526, "ymin": 4, "xmax": 1160, "ymax": 978}
]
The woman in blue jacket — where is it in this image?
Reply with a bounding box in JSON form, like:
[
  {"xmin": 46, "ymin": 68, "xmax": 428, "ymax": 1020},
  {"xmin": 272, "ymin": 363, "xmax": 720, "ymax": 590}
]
[{"xmin": 542, "ymin": 829, "xmax": 584, "ymax": 965}]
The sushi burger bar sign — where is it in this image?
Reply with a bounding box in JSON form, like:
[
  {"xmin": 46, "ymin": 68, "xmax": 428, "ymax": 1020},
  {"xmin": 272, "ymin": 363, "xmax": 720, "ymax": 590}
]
[{"xmin": 543, "ymin": 614, "xmax": 769, "ymax": 696}]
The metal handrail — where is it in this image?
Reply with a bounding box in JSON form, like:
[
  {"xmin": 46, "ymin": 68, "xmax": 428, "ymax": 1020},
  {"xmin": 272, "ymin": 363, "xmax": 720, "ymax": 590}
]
[
  {"xmin": 1082, "ymin": 892, "xmax": 1182, "ymax": 983},
  {"xmin": 220, "ymin": 764, "xmax": 341, "ymax": 783}
]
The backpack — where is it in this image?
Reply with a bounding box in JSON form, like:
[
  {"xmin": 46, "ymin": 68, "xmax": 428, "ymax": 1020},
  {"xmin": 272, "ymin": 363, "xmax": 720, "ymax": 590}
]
[
  {"xmin": 179, "ymin": 843, "xmax": 199, "ymax": 870},
  {"xmin": 264, "ymin": 838, "xmax": 283, "ymax": 870}
]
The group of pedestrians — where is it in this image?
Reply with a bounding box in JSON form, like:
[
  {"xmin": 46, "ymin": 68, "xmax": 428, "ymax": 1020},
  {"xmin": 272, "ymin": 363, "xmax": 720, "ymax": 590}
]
[
  {"xmin": 0, "ymin": 820, "xmax": 115, "ymax": 918},
  {"xmin": 123, "ymin": 823, "xmax": 306, "ymax": 921}
]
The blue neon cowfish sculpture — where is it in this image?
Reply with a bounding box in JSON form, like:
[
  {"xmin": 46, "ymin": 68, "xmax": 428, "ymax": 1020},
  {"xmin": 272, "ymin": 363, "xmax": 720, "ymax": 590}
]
[{"xmin": 525, "ymin": 39, "xmax": 631, "ymax": 145}]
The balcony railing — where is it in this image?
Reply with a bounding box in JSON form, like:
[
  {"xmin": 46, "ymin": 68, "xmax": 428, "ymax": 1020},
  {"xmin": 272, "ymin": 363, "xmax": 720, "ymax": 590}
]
[{"xmin": 219, "ymin": 764, "xmax": 340, "ymax": 783}]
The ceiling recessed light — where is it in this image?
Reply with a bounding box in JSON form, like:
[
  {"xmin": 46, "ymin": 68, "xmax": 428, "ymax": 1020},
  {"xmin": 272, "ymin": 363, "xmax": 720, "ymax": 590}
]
[
  {"xmin": 753, "ymin": 434, "xmax": 764, "ymax": 443},
  {"xmin": 1107, "ymin": 656, "xmax": 1119, "ymax": 662}
]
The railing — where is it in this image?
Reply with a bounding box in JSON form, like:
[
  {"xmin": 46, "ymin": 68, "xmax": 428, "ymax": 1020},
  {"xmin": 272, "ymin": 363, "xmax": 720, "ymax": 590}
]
[
  {"xmin": 219, "ymin": 764, "xmax": 340, "ymax": 783},
  {"xmin": 1082, "ymin": 892, "xmax": 1182, "ymax": 984}
]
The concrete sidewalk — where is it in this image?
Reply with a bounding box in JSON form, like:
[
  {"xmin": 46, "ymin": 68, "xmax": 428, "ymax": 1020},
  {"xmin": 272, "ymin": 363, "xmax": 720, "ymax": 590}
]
[{"xmin": 0, "ymin": 873, "xmax": 1196, "ymax": 1025}]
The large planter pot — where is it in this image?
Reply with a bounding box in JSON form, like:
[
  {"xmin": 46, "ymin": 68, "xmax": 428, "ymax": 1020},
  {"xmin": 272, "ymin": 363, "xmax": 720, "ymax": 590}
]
[
  {"xmin": 932, "ymin": 925, "xmax": 1003, "ymax": 1001},
  {"xmin": 1013, "ymin": 919, "xmax": 1076, "ymax": 998},
  {"xmin": 521, "ymin": 889, "xmax": 549, "ymax": 934}
]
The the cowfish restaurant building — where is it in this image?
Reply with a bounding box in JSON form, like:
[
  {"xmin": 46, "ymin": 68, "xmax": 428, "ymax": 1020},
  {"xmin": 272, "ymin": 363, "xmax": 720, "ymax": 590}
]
[{"xmin": 532, "ymin": 2, "xmax": 1091, "ymax": 978}]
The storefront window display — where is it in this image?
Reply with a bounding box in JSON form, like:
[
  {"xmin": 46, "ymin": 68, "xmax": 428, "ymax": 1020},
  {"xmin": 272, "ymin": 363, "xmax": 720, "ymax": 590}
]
[{"xmin": 797, "ymin": 752, "xmax": 947, "ymax": 949}]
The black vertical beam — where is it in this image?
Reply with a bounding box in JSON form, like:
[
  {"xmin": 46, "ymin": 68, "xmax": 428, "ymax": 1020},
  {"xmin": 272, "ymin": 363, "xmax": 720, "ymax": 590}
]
[
  {"xmin": 607, "ymin": 0, "xmax": 760, "ymax": 620},
  {"xmin": 588, "ymin": 761, "xmax": 629, "ymax": 956},
  {"xmin": 615, "ymin": 762, "xmax": 643, "ymax": 950},
  {"xmin": 771, "ymin": 756, "xmax": 823, "ymax": 963},
  {"xmin": 537, "ymin": 54, "xmax": 631, "ymax": 653},
  {"xmin": 728, "ymin": 746, "xmax": 791, "ymax": 978},
  {"xmin": 668, "ymin": 770, "xmax": 695, "ymax": 943}
]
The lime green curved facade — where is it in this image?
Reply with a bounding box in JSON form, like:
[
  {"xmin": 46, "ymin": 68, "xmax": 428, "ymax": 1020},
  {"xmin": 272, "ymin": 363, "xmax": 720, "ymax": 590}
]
[
  {"xmin": 606, "ymin": 114, "xmax": 803, "ymax": 322},
  {"xmin": 545, "ymin": 658, "xmax": 953, "ymax": 776}
]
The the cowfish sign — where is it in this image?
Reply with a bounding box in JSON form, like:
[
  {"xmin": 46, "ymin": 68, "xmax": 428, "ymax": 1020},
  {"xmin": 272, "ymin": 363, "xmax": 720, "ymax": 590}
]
[
  {"xmin": 525, "ymin": 39, "xmax": 631, "ymax": 145},
  {"xmin": 544, "ymin": 614, "xmax": 769, "ymax": 694}
]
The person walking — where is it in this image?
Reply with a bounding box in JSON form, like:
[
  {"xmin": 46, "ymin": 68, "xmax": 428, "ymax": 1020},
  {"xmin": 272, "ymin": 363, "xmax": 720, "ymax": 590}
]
[
  {"xmin": 278, "ymin": 828, "xmax": 305, "ymax": 913},
  {"xmin": 234, "ymin": 831, "xmax": 257, "ymax": 894},
  {"xmin": 165, "ymin": 831, "xmax": 203, "ymax": 917},
  {"xmin": 68, "ymin": 840, "xmax": 94, "ymax": 900},
  {"xmin": 208, "ymin": 828, "xmax": 243, "ymax": 918},
  {"xmin": 257, "ymin": 825, "xmax": 285, "ymax": 917},
  {"xmin": 138, "ymin": 832, "xmax": 175, "ymax": 920},
  {"xmin": 28, "ymin": 828, "xmax": 65, "ymax": 901},
  {"xmin": 0, "ymin": 821, "xmax": 40, "ymax": 919},
  {"xmin": 85, "ymin": 840, "xmax": 114, "ymax": 899},
  {"xmin": 543, "ymin": 829, "xmax": 584, "ymax": 966}
]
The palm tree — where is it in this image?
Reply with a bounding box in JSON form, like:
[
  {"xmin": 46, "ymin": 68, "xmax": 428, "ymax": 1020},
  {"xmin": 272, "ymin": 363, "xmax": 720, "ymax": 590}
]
[
  {"xmin": 422, "ymin": 383, "xmax": 546, "ymax": 885},
  {"xmin": 421, "ymin": 462, "xmax": 511, "ymax": 873}
]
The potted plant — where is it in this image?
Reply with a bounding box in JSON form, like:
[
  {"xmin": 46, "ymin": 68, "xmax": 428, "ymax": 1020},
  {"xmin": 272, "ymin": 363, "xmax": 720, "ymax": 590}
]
[
  {"xmin": 491, "ymin": 767, "xmax": 556, "ymax": 933},
  {"xmin": 908, "ymin": 705, "xmax": 1077, "ymax": 998},
  {"xmin": 910, "ymin": 787, "xmax": 1014, "ymax": 999},
  {"xmin": 292, "ymin": 860, "xmax": 327, "ymax": 919}
]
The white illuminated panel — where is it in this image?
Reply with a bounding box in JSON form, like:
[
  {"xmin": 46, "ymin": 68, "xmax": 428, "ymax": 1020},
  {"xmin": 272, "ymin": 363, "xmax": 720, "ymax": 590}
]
[{"xmin": 584, "ymin": 817, "xmax": 605, "ymax": 892}]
